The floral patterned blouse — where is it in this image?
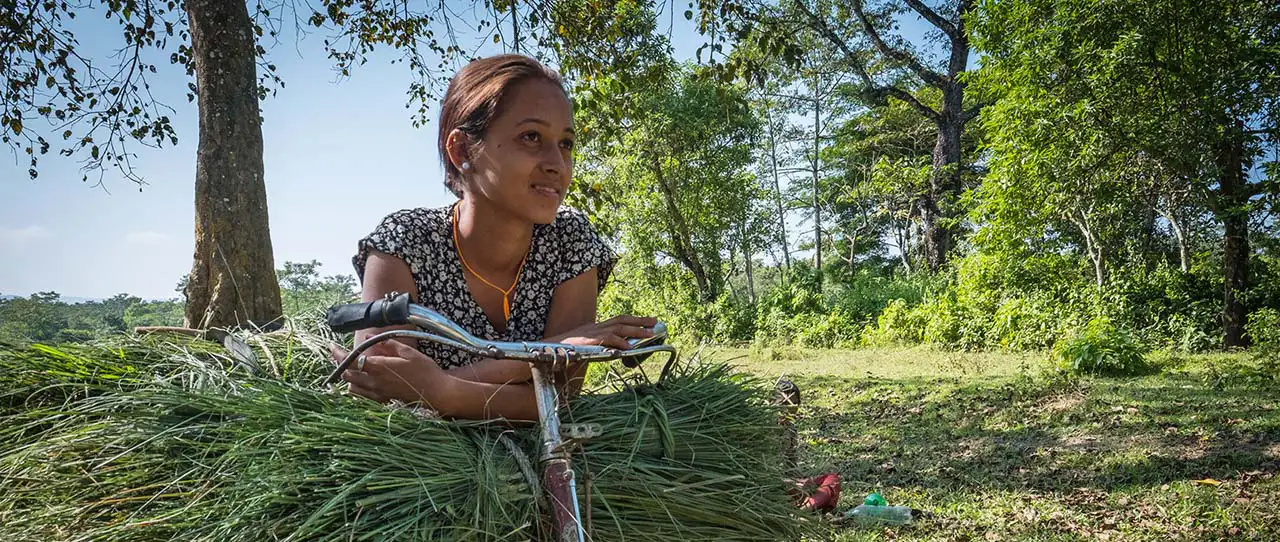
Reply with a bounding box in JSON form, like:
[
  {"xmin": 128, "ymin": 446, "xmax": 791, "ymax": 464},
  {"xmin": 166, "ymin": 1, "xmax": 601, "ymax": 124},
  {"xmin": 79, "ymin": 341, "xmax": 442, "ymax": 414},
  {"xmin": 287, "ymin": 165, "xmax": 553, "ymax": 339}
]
[{"xmin": 352, "ymin": 202, "xmax": 617, "ymax": 368}]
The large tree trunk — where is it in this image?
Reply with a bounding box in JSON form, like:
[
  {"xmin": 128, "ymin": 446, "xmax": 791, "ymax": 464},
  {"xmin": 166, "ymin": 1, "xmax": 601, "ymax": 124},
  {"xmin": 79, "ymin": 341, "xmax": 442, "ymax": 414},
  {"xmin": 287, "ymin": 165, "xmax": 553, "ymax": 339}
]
[
  {"xmin": 822, "ymin": 0, "xmax": 980, "ymax": 274},
  {"xmin": 1216, "ymin": 123, "xmax": 1249, "ymax": 348},
  {"xmin": 183, "ymin": 0, "xmax": 282, "ymax": 330},
  {"xmin": 923, "ymin": 91, "xmax": 963, "ymax": 272}
]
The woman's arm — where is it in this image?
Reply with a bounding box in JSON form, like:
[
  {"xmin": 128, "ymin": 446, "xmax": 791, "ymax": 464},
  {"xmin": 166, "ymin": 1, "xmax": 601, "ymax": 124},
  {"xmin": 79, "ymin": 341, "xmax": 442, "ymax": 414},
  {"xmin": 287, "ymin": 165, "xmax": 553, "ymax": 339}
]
[
  {"xmin": 341, "ymin": 247, "xmax": 541, "ymax": 420},
  {"xmin": 347, "ymin": 340, "xmax": 540, "ymax": 421},
  {"xmin": 443, "ymin": 269, "xmax": 602, "ymax": 385},
  {"xmin": 541, "ymin": 268, "xmax": 601, "ymax": 396},
  {"xmin": 445, "ymin": 269, "xmax": 655, "ymax": 395},
  {"xmin": 352, "ymin": 249, "xmax": 422, "ymax": 348}
]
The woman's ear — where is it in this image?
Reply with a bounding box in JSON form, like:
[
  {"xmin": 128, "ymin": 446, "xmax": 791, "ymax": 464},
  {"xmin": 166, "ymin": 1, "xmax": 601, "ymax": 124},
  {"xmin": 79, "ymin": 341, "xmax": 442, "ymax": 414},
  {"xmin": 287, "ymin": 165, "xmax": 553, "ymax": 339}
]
[{"xmin": 445, "ymin": 129, "xmax": 472, "ymax": 172}]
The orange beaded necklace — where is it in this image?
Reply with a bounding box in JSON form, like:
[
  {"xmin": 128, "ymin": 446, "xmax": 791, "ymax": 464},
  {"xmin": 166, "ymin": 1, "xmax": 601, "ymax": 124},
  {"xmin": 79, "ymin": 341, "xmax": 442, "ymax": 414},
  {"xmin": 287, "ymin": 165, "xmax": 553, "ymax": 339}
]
[{"xmin": 452, "ymin": 203, "xmax": 529, "ymax": 322}]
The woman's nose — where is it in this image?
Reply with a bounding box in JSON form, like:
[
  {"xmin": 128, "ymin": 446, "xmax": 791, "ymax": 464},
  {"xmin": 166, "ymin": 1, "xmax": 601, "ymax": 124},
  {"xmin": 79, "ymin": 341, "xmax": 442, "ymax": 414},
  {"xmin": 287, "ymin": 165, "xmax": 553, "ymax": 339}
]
[{"xmin": 540, "ymin": 145, "xmax": 568, "ymax": 176}]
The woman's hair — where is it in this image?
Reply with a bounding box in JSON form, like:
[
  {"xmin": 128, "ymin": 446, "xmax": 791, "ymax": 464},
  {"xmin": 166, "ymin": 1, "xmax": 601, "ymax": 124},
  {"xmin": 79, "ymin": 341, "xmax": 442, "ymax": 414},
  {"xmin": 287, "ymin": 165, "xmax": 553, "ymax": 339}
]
[{"xmin": 437, "ymin": 54, "xmax": 568, "ymax": 197}]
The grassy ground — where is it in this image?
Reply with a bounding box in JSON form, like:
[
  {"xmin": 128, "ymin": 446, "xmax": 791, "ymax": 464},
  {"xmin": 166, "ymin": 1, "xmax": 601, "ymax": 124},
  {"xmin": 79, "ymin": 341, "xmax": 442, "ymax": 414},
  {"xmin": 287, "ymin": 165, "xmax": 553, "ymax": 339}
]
[{"xmin": 697, "ymin": 346, "xmax": 1280, "ymax": 541}]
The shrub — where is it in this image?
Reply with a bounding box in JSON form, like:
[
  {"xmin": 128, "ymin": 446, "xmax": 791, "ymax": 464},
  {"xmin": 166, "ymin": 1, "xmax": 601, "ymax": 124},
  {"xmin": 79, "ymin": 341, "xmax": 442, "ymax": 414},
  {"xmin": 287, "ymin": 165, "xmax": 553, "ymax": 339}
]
[
  {"xmin": 1247, "ymin": 307, "xmax": 1280, "ymax": 376},
  {"xmin": 793, "ymin": 310, "xmax": 860, "ymax": 348},
  {"xmin": 1051, "ymin": 317, "xmax": 1152, "ymax": 376},
  {"xmin": 860, "ymin": 298, "xmax": 926, "ymax": 346}
]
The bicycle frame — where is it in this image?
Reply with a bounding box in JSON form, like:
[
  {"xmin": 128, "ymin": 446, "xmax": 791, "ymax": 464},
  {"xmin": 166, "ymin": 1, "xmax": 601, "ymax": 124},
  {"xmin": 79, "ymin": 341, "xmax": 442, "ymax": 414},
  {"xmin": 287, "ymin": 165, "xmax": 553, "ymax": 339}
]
[{"xmin": 325, "ymin": 293, "xmax": 675, "ymax": 542}]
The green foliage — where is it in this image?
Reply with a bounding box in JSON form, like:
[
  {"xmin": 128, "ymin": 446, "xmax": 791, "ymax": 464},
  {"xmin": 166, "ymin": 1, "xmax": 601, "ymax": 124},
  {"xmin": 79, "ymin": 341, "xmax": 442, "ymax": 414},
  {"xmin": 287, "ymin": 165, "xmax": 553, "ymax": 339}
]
[
  {"xmin": 860, "ymin": 298, "xmax": 924, "ymax": 347},
  {"xmin": 752, "ymin": 268, "xmax": 933, "ymax": 348},
  {"xmin": 0, "ymin": 292, "xmax": 184, "ymax": 344},
  {"xmin": 123, "ymin": 300, "xmax": 186, "ymax": 329},
  {"xmin": 577, "ymin": 62, "xmax": 762, "ymax": 303},
  {"xmin": 1051, "ymin": 317, "xmax": 1152, "ymax": 377},
  {"xmin": 0, "ymin": 262, "xmax": 356, "ymax": 343},
  {"xmin": 277, "ymin": 260, "xmax": 358, "ymax": 317},
  {"xmin": 1247, "ymin": 307, "xmax": 1280, "ymax": 376}
]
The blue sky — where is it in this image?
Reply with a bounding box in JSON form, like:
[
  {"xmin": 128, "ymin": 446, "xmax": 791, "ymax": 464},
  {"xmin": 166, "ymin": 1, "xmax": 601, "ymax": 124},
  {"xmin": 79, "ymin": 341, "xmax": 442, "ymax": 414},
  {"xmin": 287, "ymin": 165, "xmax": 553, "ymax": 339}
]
[{"xmin": 1, "ymin": 2, "xmax": 941, "ymax": 301}]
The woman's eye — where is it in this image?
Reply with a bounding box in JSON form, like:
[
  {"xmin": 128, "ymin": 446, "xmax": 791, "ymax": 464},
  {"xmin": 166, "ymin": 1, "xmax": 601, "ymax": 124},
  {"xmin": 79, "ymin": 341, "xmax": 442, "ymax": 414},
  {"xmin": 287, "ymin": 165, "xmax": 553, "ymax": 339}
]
[
  {"xmin": 521, "ymin": 132, "xmax": 541, "ymax": 144},
  {"xmin": 560, "ymin": 139, "xmax": 575, "ymax": 151}
]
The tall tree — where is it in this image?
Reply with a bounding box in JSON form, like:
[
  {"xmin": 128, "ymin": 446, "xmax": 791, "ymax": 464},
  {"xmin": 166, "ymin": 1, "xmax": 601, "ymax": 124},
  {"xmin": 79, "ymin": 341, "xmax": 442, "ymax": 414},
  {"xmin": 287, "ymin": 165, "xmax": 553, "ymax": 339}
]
[
  {"xmin": 182, "ymin": 0, "xmax": 282, "ymax": 329},
  {"xmin": 759, "ymin": 98, "xmax": 794, "ymax": 275},
  {"xmin": 699, "ymin": 0, "xmax": 985, "ymax": 271},
  {"xmin": 578, "ymin": 66, "xmax": 761, "ymax": 302},
  {"xmin": 826, "ymin": 89, "xmax": 938, "ymax": 274},
  {"xmin": 3, "ymin": 0, "xmax": 291, "ymax": 329},
  {"xmin": 974, "ymin": 0, "xmax": 1280, "ymax": 346}
]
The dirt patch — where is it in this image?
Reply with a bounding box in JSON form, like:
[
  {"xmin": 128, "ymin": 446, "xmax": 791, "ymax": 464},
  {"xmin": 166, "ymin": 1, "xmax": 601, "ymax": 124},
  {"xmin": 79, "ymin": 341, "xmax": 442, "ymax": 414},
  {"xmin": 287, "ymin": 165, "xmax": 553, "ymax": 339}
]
[
  {"xmin": 1266, "ymin": 443, "xmax": 1280, "ymax": 460},
  {"xmin": 1037, "ymin": 393, "xmax": 1085, "ymax": 414},
  {"xmin": 1059, "ymin": 434, "xmax": 1103, "ymax": 451}
]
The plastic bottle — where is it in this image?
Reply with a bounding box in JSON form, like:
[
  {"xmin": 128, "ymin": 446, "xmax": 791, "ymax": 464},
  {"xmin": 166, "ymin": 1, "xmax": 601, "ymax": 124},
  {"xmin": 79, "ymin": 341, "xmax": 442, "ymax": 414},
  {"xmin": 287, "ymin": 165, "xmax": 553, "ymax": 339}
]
[{"xmin": 844, "ymin": 504, "xmax": 914, "ymax": 525}]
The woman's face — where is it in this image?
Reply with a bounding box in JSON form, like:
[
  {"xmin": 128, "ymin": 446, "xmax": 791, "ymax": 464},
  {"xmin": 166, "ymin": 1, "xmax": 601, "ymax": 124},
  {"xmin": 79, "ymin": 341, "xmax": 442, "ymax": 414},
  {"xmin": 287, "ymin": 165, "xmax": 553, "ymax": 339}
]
[{"xmin": 465, "ymin": 78, "xmax": 574, "ymax": 225}]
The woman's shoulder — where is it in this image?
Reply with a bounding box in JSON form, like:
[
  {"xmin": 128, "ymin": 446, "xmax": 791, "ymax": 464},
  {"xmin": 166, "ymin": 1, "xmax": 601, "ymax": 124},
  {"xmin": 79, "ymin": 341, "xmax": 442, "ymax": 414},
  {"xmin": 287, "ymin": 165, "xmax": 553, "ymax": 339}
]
[
  {"xmin": 370, "ymin": 205, "xmax": 454, "ymax": 242},
  {"xmin": 377, "ymin": 205, "xmax": 451, "ymax": 229},
  {"xmin": 541, "ymin": 205, "xmax": 617, "ymax": 289},
  {"xmin": 354, "ymin": 204, "xmax": 454, "ymax": 268},
  {"xmin": 548, "ymin": 206, "xmax": 602, "ymax": 239}
]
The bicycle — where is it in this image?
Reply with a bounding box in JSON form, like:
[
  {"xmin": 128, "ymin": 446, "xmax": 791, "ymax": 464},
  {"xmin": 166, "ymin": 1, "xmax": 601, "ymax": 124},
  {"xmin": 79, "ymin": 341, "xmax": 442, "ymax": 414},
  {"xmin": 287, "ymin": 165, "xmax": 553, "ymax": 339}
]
[{"xmin": 323, "ymin": 291, "xmax": 676, "ymax": 542}]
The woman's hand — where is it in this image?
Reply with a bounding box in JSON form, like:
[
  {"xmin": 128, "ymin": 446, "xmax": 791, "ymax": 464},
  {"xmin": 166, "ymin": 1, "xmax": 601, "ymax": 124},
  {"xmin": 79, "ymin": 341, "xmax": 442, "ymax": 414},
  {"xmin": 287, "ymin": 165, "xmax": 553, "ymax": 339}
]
[
  {"xmin": 546, "ymin": 314, "xmax": 658, "ymax": 350},
  {"xmin": 329, "ymin": 340, "xmax": 443, "ymax": 404}
]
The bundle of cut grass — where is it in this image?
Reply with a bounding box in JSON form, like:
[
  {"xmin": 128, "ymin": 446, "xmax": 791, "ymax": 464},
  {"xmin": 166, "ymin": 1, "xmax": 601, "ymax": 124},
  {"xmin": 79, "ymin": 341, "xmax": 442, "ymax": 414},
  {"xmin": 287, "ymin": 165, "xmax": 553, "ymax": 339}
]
[{"xmin": 0, "ymin": 331, "xmax": 809, "ymax": 541}]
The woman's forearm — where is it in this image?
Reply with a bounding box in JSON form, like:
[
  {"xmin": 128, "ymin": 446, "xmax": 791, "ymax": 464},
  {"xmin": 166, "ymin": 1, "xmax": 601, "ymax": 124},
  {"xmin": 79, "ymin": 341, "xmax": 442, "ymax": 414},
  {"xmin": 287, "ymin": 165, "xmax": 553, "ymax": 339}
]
[
  {"xmin": 445, "ymin": 358, "xmax": 532, "ymax": 384},
  {"xmin": 423, "ymin": 374, "xmax": 539, "ymax": 421}
]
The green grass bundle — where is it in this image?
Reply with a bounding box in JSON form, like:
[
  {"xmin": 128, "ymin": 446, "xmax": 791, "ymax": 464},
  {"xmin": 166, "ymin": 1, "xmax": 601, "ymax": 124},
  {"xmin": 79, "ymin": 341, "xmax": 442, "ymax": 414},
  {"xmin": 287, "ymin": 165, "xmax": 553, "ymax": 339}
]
[
  {"xmin": 566, "ymin": 366, "xmax": 801, "ymax": 541},
  {"xmin": 0, "ymin": 331, "xmax": 807, "ymax": 541}
]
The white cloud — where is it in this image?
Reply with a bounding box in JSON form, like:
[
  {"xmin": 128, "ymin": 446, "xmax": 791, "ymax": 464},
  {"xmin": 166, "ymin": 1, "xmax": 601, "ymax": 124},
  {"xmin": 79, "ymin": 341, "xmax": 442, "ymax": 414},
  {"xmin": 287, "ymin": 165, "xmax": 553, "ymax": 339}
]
[
  {"xmin": 0, "ymin": 225, "xmax": 53, "ymax": 247},
  {"xmin": 125, "ymin": 231, "xmax": 171, "ymax": 245}
]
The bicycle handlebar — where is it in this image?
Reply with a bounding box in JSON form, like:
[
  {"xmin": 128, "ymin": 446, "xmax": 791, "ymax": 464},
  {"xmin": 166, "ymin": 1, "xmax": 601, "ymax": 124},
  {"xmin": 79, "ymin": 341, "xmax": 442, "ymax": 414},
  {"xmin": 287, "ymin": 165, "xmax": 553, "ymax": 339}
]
[
  {"xmin": 326, "ymin": 291, "xmax": 412, "ymax": 332},
  {"xmin": 323, "ymin": 293, "xmax": 675, "ymax": 385}
]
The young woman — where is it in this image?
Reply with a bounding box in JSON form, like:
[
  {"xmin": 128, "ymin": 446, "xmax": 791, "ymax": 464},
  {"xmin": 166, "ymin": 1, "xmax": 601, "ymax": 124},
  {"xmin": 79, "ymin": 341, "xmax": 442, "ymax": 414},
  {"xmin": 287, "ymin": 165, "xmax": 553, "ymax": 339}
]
[{"xmin": 332, "ymin": 54, "xmax": 656, "ymax": 421}]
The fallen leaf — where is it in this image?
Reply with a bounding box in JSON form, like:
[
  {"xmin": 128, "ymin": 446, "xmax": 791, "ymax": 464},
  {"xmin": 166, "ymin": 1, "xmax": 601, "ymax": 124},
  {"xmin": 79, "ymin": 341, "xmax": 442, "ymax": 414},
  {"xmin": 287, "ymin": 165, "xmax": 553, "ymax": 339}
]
[{"xmin": 1193, "ymin": 478, "xmax": 1222, "ymax": 486}]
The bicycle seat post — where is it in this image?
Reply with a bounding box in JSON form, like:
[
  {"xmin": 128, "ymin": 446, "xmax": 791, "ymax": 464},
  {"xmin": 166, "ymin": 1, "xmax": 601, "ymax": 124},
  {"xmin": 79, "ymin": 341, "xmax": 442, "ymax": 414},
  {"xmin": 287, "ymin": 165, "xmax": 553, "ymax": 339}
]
[{"xmin": 529, "ymin": 356, "xmax": 585, "ymax": 542}]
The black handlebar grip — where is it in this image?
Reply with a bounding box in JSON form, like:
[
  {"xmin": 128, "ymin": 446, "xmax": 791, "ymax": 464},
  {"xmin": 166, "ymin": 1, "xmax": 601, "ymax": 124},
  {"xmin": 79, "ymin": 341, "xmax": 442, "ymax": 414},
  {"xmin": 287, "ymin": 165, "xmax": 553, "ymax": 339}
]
[{"xmin": 326, "ymin": 292, "xmax": 412, "ymax": 333}]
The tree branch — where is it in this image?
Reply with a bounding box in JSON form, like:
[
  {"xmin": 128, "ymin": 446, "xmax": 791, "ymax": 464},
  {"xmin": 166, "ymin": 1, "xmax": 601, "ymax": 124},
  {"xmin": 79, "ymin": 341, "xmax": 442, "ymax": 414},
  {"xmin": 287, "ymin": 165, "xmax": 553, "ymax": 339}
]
[
  {"xmin": 792, "ymin": 0, "xmax": 940, "ymax": 122},
  {"xmin": 852, "ymin": 0, "xmax": 946, "ymax": 88},
  {"xmin": 901, "ymin": 0, "xmax": 956, "ymax": 40}
]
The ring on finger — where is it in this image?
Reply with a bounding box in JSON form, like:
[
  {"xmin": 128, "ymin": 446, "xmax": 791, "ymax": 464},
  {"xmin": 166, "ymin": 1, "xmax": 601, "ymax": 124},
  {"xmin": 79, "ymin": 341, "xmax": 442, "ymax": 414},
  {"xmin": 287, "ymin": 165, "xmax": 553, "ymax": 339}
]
[{"xmin": 355, "ymin": 354, "xmax": 367, "ymax": 371}]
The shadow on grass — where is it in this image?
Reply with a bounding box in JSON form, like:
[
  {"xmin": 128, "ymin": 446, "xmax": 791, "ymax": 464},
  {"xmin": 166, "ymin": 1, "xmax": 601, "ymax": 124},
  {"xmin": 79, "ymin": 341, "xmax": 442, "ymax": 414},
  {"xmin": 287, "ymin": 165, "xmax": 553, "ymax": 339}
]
[{"xmin": 793, "ymin": 371, "xmax": 1280, "ymax": 495}]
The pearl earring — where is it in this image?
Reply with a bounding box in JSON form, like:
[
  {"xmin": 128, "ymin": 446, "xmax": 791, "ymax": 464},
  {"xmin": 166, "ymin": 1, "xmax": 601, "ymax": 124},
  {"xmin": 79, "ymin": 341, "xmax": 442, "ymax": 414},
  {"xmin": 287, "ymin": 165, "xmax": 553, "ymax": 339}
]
[{"xmin": 461, "ymin": 161, "xmax": 471, "ymax": 171}]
